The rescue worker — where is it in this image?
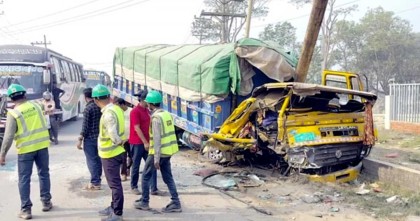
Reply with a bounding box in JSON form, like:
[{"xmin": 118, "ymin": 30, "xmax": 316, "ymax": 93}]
[
  {"xmin": 92, "ymin": 84, "xmax": 125, "ymax": 221},
  {"xmin": 0, "ymin": 84, "xmax": 53, "ymax": 219},
  {"xmin": 114, "ymin": 98, "xmax": 131, "ymax": 181},
  {"xmin": 134, "ymin": 90, "xmax": 182, "ymax": 213}
]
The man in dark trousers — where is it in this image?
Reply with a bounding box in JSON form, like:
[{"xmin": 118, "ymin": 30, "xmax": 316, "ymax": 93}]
[
  {"xmin": 77, "ymin": 88, "xmax": 102, "ymax": 190},
  {"xmin": 134, "ymin": 90, "xmax": 182, "ymax": 213},
  {"xmin": 114, "ymin": 98, "xmax": 131, "ymax": 181},
  {"xmin": 129, "ymin": 89, "xmax": 160, "ymax": 195},
  {"xmin": 0, "ymin": 84, "xmax": 53, "ymax": 219},
  {"xmin": 51, "ymin": 82, "xmax": 65, "ymax": 110},
  {"xmin": 93, "ymin": 84, "xmax": 126, "ymax": 221},
  {"xmin": 50, "ymin": 82, "xmax": 65, "ymax": 144}
]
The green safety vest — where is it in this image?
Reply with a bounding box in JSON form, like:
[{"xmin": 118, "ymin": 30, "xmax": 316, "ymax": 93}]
[
  {"xmin": 149, "ymin": 111, "xmax": 178, "ymax": 156},
  {"xmin": 114, "ymin": 105, "xmax": 127, "ymax": 140},
  {"xmin": 8, "ymin": 101, "xmax": 50, "ymax": 154},
  {"xmin": 98, "ymin": 104, "xmax": 125, "ymax": 159}
]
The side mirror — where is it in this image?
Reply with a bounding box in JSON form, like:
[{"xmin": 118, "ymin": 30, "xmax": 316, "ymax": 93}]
[{"xmin": 43, "ymin": 69, "xmax": 51, "ymax": 84}]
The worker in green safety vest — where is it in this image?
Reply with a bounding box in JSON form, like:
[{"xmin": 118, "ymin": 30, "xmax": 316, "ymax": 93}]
[
  {"xmin": 93, "ymin": 84, "xmax": 126, "ymax": 221},
  {"xmin": 0, "ymin": 83, "xmax": 53, "ymax": 220},
  {"xmin": 134, "ymin": 90, "xmax": 182, "ymax": 213}
]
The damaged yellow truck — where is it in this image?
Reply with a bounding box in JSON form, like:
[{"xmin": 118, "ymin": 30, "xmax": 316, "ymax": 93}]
[
  {"xmin": 205, "ymin": 72, "xmax": 377, "ymax": 183},
  {"xmin": 112, "ymin": 37, "xmax": 377, "ymax": 183}
]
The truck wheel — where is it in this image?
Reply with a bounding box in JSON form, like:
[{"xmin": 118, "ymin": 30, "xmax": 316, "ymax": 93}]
[{"xmin": 198, "ymin": 143, "xmax": 223, "ymax": 164}]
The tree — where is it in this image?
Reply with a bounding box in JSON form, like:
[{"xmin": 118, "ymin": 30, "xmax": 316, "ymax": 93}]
[
  {"xmin": 257, "ymin": 20, "xmax": 322, "ymax": 83},
  {"xmin": 331, "ymin": 20, "xmax": 363, "ymax": 71},
  {"xmin": 319, "ymin": 0, "xmax": 357, "ymax": 70},
  {"xmin": 191, "ymin": 0, "xmax": 269, "ymax": 43},
  {"xmin": 356, "ymin": 7, "xmax": 416, "ymax": 94},
  {"xmin": 258, "ymin": 21, "xmax": 298, "ymax": 51}
]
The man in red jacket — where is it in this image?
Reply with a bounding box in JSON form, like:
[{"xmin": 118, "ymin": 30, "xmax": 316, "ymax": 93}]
[{"xmin": 129, "ymin": 89, "xmax": 160, "ymax": 195}]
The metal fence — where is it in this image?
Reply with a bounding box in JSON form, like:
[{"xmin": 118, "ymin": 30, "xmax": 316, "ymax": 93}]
[{"xmin": 389, "ymin": 83, "xmax": 420, "ymax": 123}]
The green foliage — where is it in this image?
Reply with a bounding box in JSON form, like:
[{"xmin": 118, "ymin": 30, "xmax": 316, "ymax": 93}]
[
  {"xmin": 332, "ymin": 7, "xmax": 418, "ymax": 94},
  {"xmin": 258, "ymin": 21, "xmax": 298, "ymax": 51}
]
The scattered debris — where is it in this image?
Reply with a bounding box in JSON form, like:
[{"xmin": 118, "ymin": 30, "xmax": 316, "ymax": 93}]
[
  {"xmin": 301, "ymin": 194, "xmax": 321, "ymax": 204},
  {"xmin": 385, "ymin": 153, "xmax": 399, "ymax": 158},
  {"xmin": 202, "ymin": 171, "xmax": 265, "ymax": 190},
  {"xmin": 247, "ymin": 174, "xmax": 265, "ymax": 185},
  {"xmin": 329, "ymin": 207, "xmax": 340, "ymax": 212},
  {"xmin": 390, "ymin": 212, "xmax": 404, "ymax": 217},
  {"xmin": 314, "ymin": 213, "xmax": 323, "ymax": 218},
  {"xmin": 355, "ymin": 183, "xmax": 370, "ymax": 195},
  {"xmin": 220, "ymin": 190, "xmax": 273, "ymax": 215},
  {"xmin": 276, "ymin": 196, "xmax": 291, "ymax": 204},
  {"xmin": 386, "ymin": 195, "xmax": 398, "ymax": 203},
  {"xmin": 372, "ymin": 187, "xmax": 383, "ymax": 193},
  {"xmin": 258, "ymin": 193, "xmax": 273, "ymax": 200},
  {"xmin": 193, "ymin": 168, "xmax": 219, "ymax": 177}
]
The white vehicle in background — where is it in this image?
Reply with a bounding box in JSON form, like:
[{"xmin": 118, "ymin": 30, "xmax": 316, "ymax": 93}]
[
  {"xmin": 83, "ymin": 69, "xmax": 111, "ymax": 89},
  {"xmin": 0, "ymin": 44, "xmax": 85, "ymax": 125}
]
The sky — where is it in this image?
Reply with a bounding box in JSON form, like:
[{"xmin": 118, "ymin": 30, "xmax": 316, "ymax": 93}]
[{"xmin": 0, "ymin": 0, "xmax": 419, "ymax": 74}]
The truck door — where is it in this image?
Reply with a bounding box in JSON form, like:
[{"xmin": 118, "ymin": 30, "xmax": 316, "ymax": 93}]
[{"xmin": 321, "ymin": 70, "xmax": 364, "ymax": 91}]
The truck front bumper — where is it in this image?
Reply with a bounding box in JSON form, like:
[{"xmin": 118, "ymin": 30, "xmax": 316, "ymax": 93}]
[{"xmin": 305, "ymin": 162, "xmax": 362, "ymax": 183}]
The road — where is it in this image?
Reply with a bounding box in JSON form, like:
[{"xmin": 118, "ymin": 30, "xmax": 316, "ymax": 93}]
[
  {"xmin": 0, "ymin": 119, "xmax": 280, "ymax": 221},
  {"xmin": 0, "ymin": 119, "xmax": 386, "ymax": 221}
]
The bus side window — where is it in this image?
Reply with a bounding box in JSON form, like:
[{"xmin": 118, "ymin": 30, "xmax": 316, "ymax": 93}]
[
  {"xmin": 61, "ymin": 60, "xmax": 72, "ymax": 82},
  {"xmin": 69, "ymin": 63, "xmax": 78, "ymax": 82},
  {"xmin": 78, "ymin": 66, "xmax": 85, "ymax": 82},
  {"xmin": 51, "ymin": 57, "xmax": 63, "ymax": 84},
  {"xmin": 77, "ymin": 66, "xmax": 83, "ymax": 82}
]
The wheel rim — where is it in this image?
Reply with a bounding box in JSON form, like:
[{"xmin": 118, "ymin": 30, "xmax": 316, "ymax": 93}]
[{"xmin": 207, "ymin": 147, "xmax": 223, "ymax": 161}]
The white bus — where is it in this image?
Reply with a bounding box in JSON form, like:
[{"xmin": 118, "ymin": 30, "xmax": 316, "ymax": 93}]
[
  {"xmin": 0, "ymin": 44, "xmax": 85, "ymax": 122},
  {"xmin": 83, "ymin": 70, "xmax": 111, "ymax": 89}
]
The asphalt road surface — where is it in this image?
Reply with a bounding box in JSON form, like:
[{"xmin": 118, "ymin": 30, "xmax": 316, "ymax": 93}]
[{"xmin": 0, "ymin": 119, "xmax": 277, "ymax": 221}]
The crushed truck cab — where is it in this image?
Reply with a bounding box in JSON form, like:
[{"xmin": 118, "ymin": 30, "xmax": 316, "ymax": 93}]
[{"xmin": 205, "ymin": 81, "xmax": 377, "ymax": 178}]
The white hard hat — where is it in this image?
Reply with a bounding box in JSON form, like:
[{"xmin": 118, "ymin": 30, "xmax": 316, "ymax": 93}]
[{"xmin": 43, "ymin": 91, "xmax": 52, "ymax": 100}]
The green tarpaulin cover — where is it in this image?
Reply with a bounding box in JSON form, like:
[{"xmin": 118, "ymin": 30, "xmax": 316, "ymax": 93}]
[{"xmin": 113, "ymin": 38, "xmax": 298, "ymax": 102}]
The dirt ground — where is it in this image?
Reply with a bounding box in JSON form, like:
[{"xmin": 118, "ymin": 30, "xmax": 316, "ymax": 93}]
[{"xmin": 370, "ymin": 128, "xmax": 420, "ymax": 171}]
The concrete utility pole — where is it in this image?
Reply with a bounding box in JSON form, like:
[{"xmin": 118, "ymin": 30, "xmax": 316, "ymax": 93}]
[
  {"xmin": 31, "ymin": 35, "xmax": 51, "ymax": 50},
  {"xmin": 244, "ymin": 0, "xmax": 253, "ymax": 38},
  {"xmin": 200, "ymin": 0, "xmax": 246, "ymax": 43},
  {"xmin": 296, "ymin": 0, "xmax": 328, "ymax": 82}
]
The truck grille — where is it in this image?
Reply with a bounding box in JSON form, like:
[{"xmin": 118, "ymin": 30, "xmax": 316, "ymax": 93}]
[{"xmin": 288, "ymin": 143, "xmax": 363, "ymax": 168}]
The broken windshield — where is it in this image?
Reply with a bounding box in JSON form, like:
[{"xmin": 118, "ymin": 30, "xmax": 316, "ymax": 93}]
[{"xmin": 289, "ymin": 91, "xmax": 364, "ymax": 113}]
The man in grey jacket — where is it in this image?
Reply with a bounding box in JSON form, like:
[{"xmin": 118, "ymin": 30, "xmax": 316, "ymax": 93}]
[{"xmin": 133, "ymin": 90, "xmax": 182, "ymax": 213}]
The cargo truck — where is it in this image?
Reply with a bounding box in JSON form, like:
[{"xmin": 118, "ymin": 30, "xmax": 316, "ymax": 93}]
[{"xmin": 112, "ymin": 38, "xmax": 377, "ymax": 182}]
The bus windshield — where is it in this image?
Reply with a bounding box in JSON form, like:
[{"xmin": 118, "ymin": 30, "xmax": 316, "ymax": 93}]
[{"xmin": 0, "ymin": 65, "xmax": 45, "ymax": 95}]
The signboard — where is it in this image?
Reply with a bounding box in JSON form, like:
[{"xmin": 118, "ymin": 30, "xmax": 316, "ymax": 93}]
[
  {"xmin": 0, "ymin": 65, "xmax": 43, "ymax": 76},
  {"xmin": 0, "ymin": 45, "xmax": 48, "ymax": 63}
]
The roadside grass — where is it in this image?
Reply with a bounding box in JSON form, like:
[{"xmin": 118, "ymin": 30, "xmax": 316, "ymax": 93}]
[
  {"xmin": 378, "ymin": 129, "xmax": 420, "ymax": 149},
  {"xmin": 337, "ymin": 177, "xmax": 420, "ymax": 220}
]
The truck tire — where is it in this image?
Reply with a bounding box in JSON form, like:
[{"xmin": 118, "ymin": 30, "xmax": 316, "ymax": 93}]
[{"xmin": 198, "ymin": 143, "xmax": 223, "ymax": 164}]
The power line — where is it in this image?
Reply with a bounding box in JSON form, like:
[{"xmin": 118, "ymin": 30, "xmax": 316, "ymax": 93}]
[
  {"xmin": 395, "ymin": 5, "xmax": 420, "ymax": 14},
  {"xmin": 2, "ymin": 0, "xmax": 102, "ymax": 29},
  {"xmin": 5, "ymin": 0, "xmax": 152, "ymax": 35},
  {"xmin": 251, "ymin": 0, "xmax": 361, "ymax": 28},
  {"xmin": 5, "ymin": 0, "xmax": 140, "ymax": 34},
  {"xmin": 1, "ymin": 16, "xmax": 25, "ymax": 43}
]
